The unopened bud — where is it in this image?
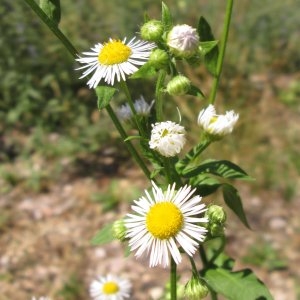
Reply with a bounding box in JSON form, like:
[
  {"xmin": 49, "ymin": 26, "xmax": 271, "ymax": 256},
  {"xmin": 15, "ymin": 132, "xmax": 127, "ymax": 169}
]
[
  {"xmin": 149, "ymin": 49, "xmax": 169, "ymax": 70},
  {"xmin": 166, "ymin": 75, "xmax": 191, "ymax": 96},
  {"xmin": 185, "ymin": 274, "xmax": 209, "ymax": 300},
  {"xmin": 112, "ymin": 219, "xmax": 127, "ymax": 242},
  {"xmin": 140, "ymin": 20, "xmax": 164, "ymax": 42},
  {"xmin": 206, "ymin": 205, "xmax": 227, "ymax": 224}
]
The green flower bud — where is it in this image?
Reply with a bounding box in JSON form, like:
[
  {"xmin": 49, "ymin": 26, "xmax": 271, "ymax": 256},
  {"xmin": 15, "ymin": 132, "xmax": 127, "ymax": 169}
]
[
  {"xmin": 140, "ymin": 20, "xmax": 164, "ymax": 42},
  {"xmin": 209, "ymin": 223, "xmax": 225, "ymax": 237},
  {"xmin": 185, "ymin": 274, "xmax": 209, "ymax": 300},
  {"xmin": 166, "ymin": 75, "xmax": 191, "ymax": 96},
  {"xmin": 149, "ymin": 49, "xmax": 169, "ymax": 69},
  {"xmin": 112, "ymin": 219, "xmax": 127, "ymax": 242},
  {"xmin": 206, "ymin": 205, "xmax": 227, "ymax": 225}
]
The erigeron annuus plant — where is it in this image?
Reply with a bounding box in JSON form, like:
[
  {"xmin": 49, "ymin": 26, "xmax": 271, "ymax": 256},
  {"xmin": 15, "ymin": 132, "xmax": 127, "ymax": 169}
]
[{"xmin": 24, "ymin": 0, "xmax": 273, "ymax": 299}]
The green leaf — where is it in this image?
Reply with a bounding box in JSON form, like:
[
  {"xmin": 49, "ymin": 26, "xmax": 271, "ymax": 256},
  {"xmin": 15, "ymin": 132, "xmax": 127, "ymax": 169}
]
[
  {"xmin": 39, "ymin": 0, "xmax": 61, "ymax": 25},
  {"xmin": 91, "ymin": 223, "xmax": 114, "ymax": 245},
  {"xmin": 161, "ymin": 2, "xmax": 173, "ymax": 32},
  {"xmin": 130, "ymin": 63, "xmax": 157, "ymax": 79},
  {"xmin": 187, "ymin": 85, "xmax": 205, "ymax": 98},
  {"xmin": 175, "ymin": 140, "xmax": 211, "ymax": 174},
  {"xmin": 222, "ymin": 183, "xmax": 251, "ymax": 229},
  {"xmin": 182, "ymin": 159, "xmax": 253, "ymax": 181},
  {"xmin": 124, "ymin": 135, "xmax": 143, "ymax": 142},
  {"xmin": 197, "ymin": 16, "xmax": 219, "ymax": 76},
  {"xmin": 199, "ymin": 40, "xmax": 219, "ymax": 55},
  {"xmin": 189, "ymin": 174, "xmax": 221, "ymax": 196},
  {"xmin": 204, "ymin": 268, "xmax": 274, "ymax": 300},
  {"xmin": 95, "ymin": 86, "xmax": 117, "ymax": 110}
]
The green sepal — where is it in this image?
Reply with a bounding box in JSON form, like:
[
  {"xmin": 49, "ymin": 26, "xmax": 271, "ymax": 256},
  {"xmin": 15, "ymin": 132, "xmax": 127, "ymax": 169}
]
[
  {"xmin": 204, "ymin": 268, "xmax": 274, "ymax": 300},
  {"xmin": 180, "ymin": 159, "xmax": 253, "ymax": 181},
  {"xmin": 39, "ymin": 0, "xmax": 61, "ymax": 25},
  {"xmin": 161, "ymin": 2, "xmax": 173, "ymax": 32},
  {"xmin": 91, "ymin": 223, "xmax": 114, "ymax": 245},
  {"xmin": 96, "ymin": 86, "xmax": 117, "ymax": 110},
  {"xmin": 130, "ymin": 63, "xmax": 157, "ymax": 79},
  {"xmin": 222, "ymin": 183, "xmax": 251, "ymax": 229},
  {"xmin": 198, "ymin": 16, "xmax": 219, "ymax": 76}
]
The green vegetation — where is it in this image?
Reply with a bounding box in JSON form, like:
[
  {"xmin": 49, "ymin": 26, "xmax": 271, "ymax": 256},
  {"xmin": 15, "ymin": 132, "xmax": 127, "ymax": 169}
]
[{"xmin": 1, "ymin": 0, "xmax": 300, "ymax": 200}]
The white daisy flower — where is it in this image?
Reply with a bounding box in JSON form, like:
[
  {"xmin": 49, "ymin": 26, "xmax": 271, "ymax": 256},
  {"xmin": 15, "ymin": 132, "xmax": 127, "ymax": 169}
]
[
  {"xmin": 117, "ymin": 96, "xmax": 154, "ymax": 121},
  {"xmin": 197, "ymin": 104, "xmax": 239, "ymax": 137},
  {"xmin": 125, "ymin": 181, "xmax": 208, "ymax": 268},
  {"xmin": 149, "ymin": 121, "xmax": 186, "ymax": 157},
  {"xmin": 76, "ymin": 37, "xmax": 155, "ymax": 88},
  {"xmin": 167, "ymin": 24, "xmax": 199, "ymax": 57},
  {"xmin": 89, "ymin": 274, "xmax": 131, "ymax": 300}
]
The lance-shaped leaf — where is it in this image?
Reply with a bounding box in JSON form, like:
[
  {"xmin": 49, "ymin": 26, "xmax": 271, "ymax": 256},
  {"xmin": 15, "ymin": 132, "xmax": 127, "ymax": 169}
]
[
  {"xmin": 96, "ymin": 86, "xmax": 117, "ymax": 110},
  {"xmin": 199, "ymin": 40, "xmax": 219, "ymax": 56},
  {"xmin": 181, "ymin": 159, "xmax": 253, "ymax": 181},
  {"xmin": 40, "ymin": 0, "xmax": 61, "ymax": 25},
  {"xmin": 187, "ymin": 85, "xmax": 205, "ymax": 98},
  {"xmin": 204, "ymin": 268, "xmax": 274, "ymax": 300},
  {"xmin": 198, "ymin": 16, "xmax": 219, "ymax": 76},
  {"xmin": 161, "ymin": 2, "xmax": 173, "ymax": 32},
  {"xmin": 91, "ymin": 223, "xmax": 114, "ymax": 245},
  {"xmin": 189, "ymin": 174, "xmax": 222, "ymax": 197},
  {"xmin": 130, "ymin": 63, "xmax": 157, "ymax": 79},
  {"xmin": 222, "ymin": 183, "xmax": 250, "ymax": 229}
]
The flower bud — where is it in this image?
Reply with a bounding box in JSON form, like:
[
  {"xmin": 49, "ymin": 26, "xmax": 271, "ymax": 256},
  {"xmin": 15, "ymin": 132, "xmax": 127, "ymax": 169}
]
[
  {"xmin": 167, "ymin": 24, "xmax": 199, "ymax": 58},
  {"xmin": 206, "ymin": 205, "xmax": 227, "ymax": 224},
  {"xmin": 205, "ymin": 205, "xmax": 226, "ymax": 237},
  {"xmin": 112, "ymin": 219, "xmax": 127, "ymax": 242},
  {"xmin": 149, "ymin": 49, "xmax": 169, "ymax": 69},
  {"xmin": 140, "ymin": 20, "xmax": 164, "ymax": 42},
  {"xmin": 166, "ymin": 75, "xmax": 191, "ymax": 96},
  {"xmin": 185, "ymin": 274, "xmax": 209, "ymax": 300}
]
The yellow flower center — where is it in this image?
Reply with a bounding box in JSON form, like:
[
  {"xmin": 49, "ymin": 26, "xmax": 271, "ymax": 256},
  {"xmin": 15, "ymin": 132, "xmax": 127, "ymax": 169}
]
[
  {"xmin": 102, "ymin": 281, "xmax": 119, "ymax": 295},
  {"xmin": 146, "ymin": 202, "xmax": 184, "ymax": 240},
  {"xmin": 98, "ymin": 40, "xmax": 132, "ymax": 65}
]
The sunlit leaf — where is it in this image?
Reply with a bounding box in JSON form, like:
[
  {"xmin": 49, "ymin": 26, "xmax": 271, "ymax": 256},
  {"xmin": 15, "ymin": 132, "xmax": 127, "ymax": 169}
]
[
  {"xmin": 161, "ymin": 2, "xmax": 173, "ymax": 32},
  {"xmin": 91, "ymin": 223, "xmax": 114, "ymax": 245},
  {"xmin": 204, "ymin": 268, "xmax": 274, "ymax": 300},
  {"xmin": 96, "ymin": 86, "xmax": 117, "ymax": 110},
  {"xmin": 222, "ymin": 183, "xmax": 251, "ymax": 229},
  {"xmin": 39, "ymin": 0, "xmax": 61, "ymax": 25}
]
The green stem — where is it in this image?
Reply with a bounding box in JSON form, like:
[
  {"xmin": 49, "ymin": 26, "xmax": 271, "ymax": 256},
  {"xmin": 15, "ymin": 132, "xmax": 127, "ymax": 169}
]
[
  {"xmin": 170, "ymin": 257, "xmax": 177, "ymax": 300},
  {"xmin": 189, "ymin": 257, "xmax": 199, "ymax": 276},
  {"xmin": 155, "ymin": 70, "xmax": 167, "ymax": 122},
  {"xmin": 24, "ymin": 0, "xmax": 78, "ymax": 58},
  {"xmin": 208, "ymin": 0, "xmax": 234, "ymax": 105},
  {"xmin": 119, "ymin": 81, "xmax": 146, "ymax": 137},
  {"xmin": 199, "ymin": 244, "xmax": 208, "ymax": 266},
  {"xmin": 106, "ymin": 105, "xmax": 151, "ymax": 179}
]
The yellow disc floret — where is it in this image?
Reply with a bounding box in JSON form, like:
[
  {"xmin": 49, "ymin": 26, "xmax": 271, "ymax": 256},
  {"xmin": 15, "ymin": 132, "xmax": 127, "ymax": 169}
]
[
  {"xmin": 146, "ymin": 202, "xmax": 184, "ymax": 240},
  {"xmin": 98, "ymin": 40, "xmax": 132, "ymax": 65},
  {"xmin": 102, "ymin": 281, "xmax": 120, "ymax": 294}
]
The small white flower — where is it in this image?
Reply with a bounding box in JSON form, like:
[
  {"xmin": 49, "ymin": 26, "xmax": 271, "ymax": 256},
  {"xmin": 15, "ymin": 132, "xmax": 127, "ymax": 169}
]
[
  {"xmin": 117, "ymin": 96, "xmax": 154, "ymax": 121},
  {"xmin": 125, "ymin": 181, "xmax": 207, "ymax": 268},
  {"xmin": 134, "ymin": 96, "xmax": 154, "ymax": 116},
  {"xmin": 197, "ymin": 104, "xmax": 239, "ymax": 137},
  {"xmin": 31, "ymin": 297, "xmax": 50, "ymax": 300},
  {"xmin": 149, "ymin": 121, "xmax": 186, "ymax": 157},
  {"xmin": 167, "ymin": 24, "xmax": 199, "ymax": 57},
  {"xmin": 89, "ymin": 274, "xmax": 131, "ymax": 300},
  {"xmin": 117, "ymin": 103, "xmax": 132, "ymax": 121},
  {"xmin": 76, "ymin": 37, "xmax": 155, "ymax": 88}
]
